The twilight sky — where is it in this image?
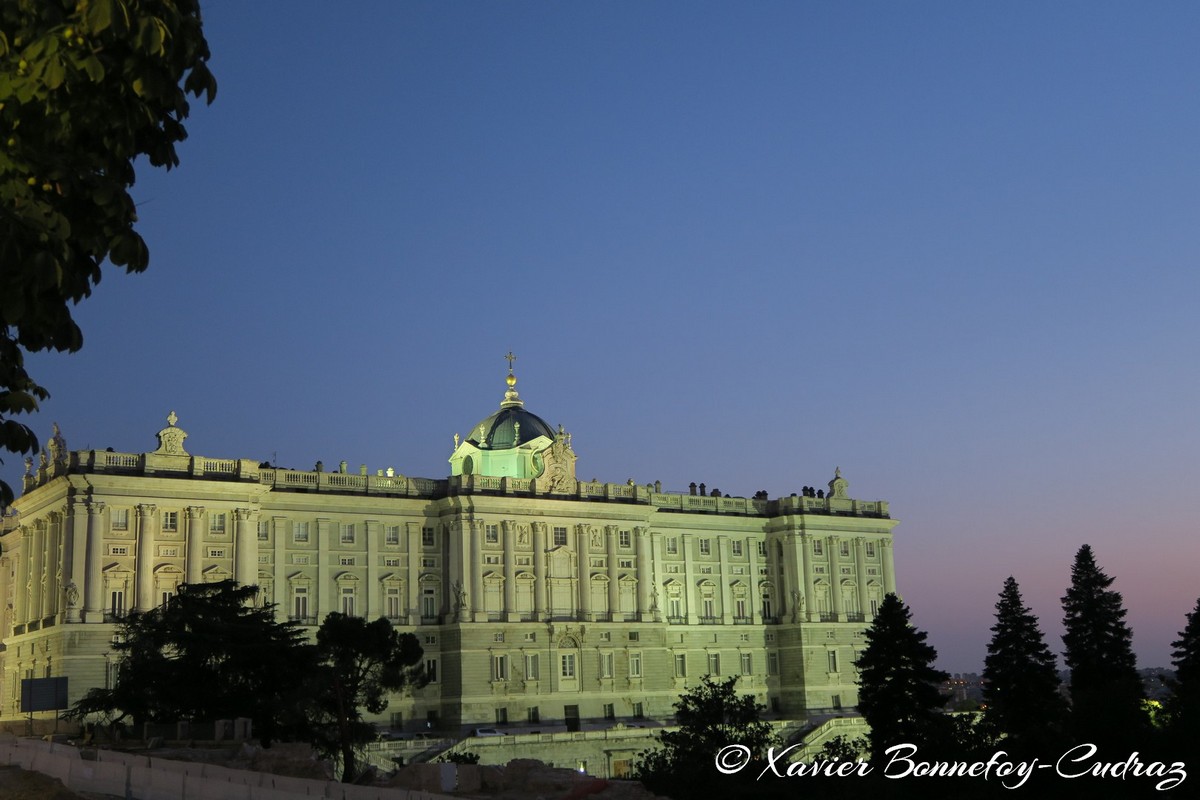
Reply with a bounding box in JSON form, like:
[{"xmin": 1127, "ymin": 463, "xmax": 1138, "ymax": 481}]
[{"xmin": 7, "ymin": 1, "xmax": 1200, "ymax": 674}]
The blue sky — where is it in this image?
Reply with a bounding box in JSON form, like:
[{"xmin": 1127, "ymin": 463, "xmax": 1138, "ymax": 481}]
[{"xmin": 7, "ymin": 1, "xmax": 1200, "ymax": 673}]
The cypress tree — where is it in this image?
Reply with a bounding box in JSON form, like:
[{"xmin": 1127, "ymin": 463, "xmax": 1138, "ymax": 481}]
[
  {"xmin": 1167, "ymin": 596, "xmax": 1200, "ymax": 739},
  {"xmin": 854, "ymin": 593, "xmax": 950, "ymax": 764},
  {"xmin": 983, "ymin": 577, "xmax": 1066, "ymax": 751},
  {"xmin": 1061, "ymin": 545, "xmax": 1145, "ymax": 745}
]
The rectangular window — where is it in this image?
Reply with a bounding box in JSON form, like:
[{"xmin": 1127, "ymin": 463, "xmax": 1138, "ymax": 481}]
[
  {"xmin": 699, "ymin": 539, "xmax": 711, "ymax": 555},
  {"xmin": 425, "ymin": 658, "xmax": 438, "ymax": 683},
  {"xmin": 632, "ymin": 702, "xmax": 644, "ymax": 719},
  {"xmin": 828, "ymin": 651, "xmax": 839, "ymax": 673},
  {"xmin": 666, "ymin": 537, "xmax": 678, "ymax": 555},
  {"xmin": 424, "ymin": 635, "xmax": 437, "ymax": 645},
  {"xmin": 619, "ymin": 530, "xmax": 631, "ymax": 548},
  {"xmin": 384, "ymin": 557, "xmax": 400, "ymax": 567},
  {"xmin": 341, "ymin": 524, "xmax": 355, "ymax": 544},
  {"xmin": 839, "ymin": 541, "xmax": 850, "ymax": 557},
  {"xmin": 629, "ymin": 631, "xmax": 639, "ymax": 642},
  {"xmin": 866, "ymin": 542, "xmax": 876, "ymax": 558},
  {"xmin": 708, "ymin": 653, "xmax": 721, "ymax": 675},
  {"xmin": 112, "ymin": 509, "xmax": 129, "ymax": 530},
  {"xmin": 731, "ymin": 541, "xmax": 743, "ymax": 557},
  {"xmin": 553, "ymin": 526, "xmax": 568, "ymax": 547},
  {"xmin": 110, "ymin": 590, "xmax": 125, "ymax": 617},
  {"xmin": 757, "ymin": 541, "xmax": 766, "ymax": 557},
  {"xmin": 486, "ymin": 524, "xmax": 499, "ymax": 543},
  {"xmin": 422, "ymin": 526, "xmax": 435, "ymax": 547},
  {"xmin": 208, "ymin": 547, "xmax": 226, "ymax": 558},
  {"xmin": 422, "ymin": 557, "xmax": 437, "ymax": 568},
  {"xmin": 293, "ymin": 554, "xmax": 309, "ymax": 565},
  {"xmin": 812, "ymin": 540, "xmax": 823, "ymax": 556},
  {"xmin": 492, "ymin": 655, "xmax": 508, "ymax": 681},
  {"xmin": 339, "ymin": 556, "xmax": 355, "ymax": 566},
  {"xmin": 294, "ymin": 522, "xmax": 309, "ymax": 543},
  {"xmin": 619, "ymin": 559, "xmax": 633, "ymax": 568},
  {"xmin": 386, "ymin": 589, "xmax": 401, "ymax": 619},
  {"xmin": 741, "ymin": 653, "xmax": 752, "ymax": 674},
  {"xmin": 600, "ymin": 652, "xmax": 614, "ymax": 678},
  {"xmin": 629, "ymin": 652, "xmax": 642, "ymax": 678},
  {"xmin": 768, "ymin": 652, "xmax": 779, "ymax": 675},
  {"xmin": 257, "ymin": 520, "xmax": 269, "ymax": 540},
  {"xmin": 495, "ymin": 707, "xmax": 508, "ymax": 724},
  {"xmin": 674, "ymin": 654, "xmax": 686, "ymax": 677},
  {"xmin": 525, "ymin": 654, "xmax": 539, "ymax": 680},
  {"xmin": 341, "ymin": 588, "xmax": 355, "ymax": 616},
  {"xmin": 292, "ymin": 587, "xmax": 308, "ymax": 620},
  {"xmin": 494, "ymin": 632, "xmax": 505, "ymax": 643},
  {"xmin": 524, "ymin": 632, "xmax": 536, "ymax": 642},
  {"xmin": 422, "ymin": 588, "xmax": 436, "ymax": 619},
  {"xmin": 603, "ymin": 703, "xmax": 615, "ymax": 720},
  {"xmin": 210, "ymin": 513, "xmax": 226, "ymax": 534},
  {"xmin": 528, "ymin": 706, "xmax": 540, "ymax": 723},
  {"xmin": 110, "ymin": 545, "xmax": 128, "ymax": 556},
  {"xmin": 560, "ymin": 653, "xmax": 575, "ymax": 678},
  {"xmin": 160, "ymin": 546, "xmax": 178, "ymax": 557},
  {"xmin": 162, "ymin": 512, "xmax": 179, "ymax": 532},
  {"xmin": 386, "ymin": 526, "xmax": 400, "ymax": 545}
]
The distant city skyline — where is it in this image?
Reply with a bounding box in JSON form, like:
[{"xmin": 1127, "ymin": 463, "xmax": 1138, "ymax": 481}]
[{"xmin": 5, "ymin": 1, "xmax": 1199, "ymax": 674}]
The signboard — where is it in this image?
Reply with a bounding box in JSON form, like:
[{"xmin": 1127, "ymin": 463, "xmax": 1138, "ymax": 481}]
[{"xmin": 20, "ymin": 676, "xmax": 69, "ymax": 713}]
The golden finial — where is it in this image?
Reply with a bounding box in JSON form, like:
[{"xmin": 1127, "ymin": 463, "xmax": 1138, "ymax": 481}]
[{"xmin": 500, "ymin": 351, "xmax": 523, "ymax": 407}]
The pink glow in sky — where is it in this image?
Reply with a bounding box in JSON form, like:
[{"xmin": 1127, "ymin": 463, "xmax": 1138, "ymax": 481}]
[{"xmin": 5, "ymin": 1, "xmax": 1199, "ymax": 673}]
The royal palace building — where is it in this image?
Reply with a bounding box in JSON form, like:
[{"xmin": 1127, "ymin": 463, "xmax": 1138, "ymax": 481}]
[{"xmin": 0, "ymin": 366, "xmax": 898, "ymax": 733}]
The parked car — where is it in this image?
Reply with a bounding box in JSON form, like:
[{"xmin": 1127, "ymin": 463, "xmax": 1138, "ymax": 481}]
[{"xmin": 470, "ymin": 727, "xmax": 504, "ymax": 737}]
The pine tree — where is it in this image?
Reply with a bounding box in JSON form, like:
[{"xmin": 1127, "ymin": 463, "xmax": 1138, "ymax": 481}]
[
  {"xmin": 854, "ymin": 593, "xmax": 950, "ymax": 764},
  {"xmin": 1061, "ymin": 545, "xmax": 1145, "ymax": 745},
  {"xmin": 1166, "ymin": 596, "xmax": 1200, "ymax": 739},
  {"xmin": 982, "ymin": 577, "xmax": 1066, "ymax": 751}
]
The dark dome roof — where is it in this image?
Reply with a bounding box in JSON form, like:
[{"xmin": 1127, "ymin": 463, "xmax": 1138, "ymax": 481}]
[{"xmin": 466, "ymin": 407, "xmax": 555, "ymax": 450}]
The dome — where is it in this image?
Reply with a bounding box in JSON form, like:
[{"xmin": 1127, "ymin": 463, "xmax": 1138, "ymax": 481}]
[{"xmin": 466, "ymin": 406, "xmax": 555, "ymax": 450}]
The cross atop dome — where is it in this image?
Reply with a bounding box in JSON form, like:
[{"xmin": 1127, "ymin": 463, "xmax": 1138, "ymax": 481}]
[{"xmin": 501, "ymin": 350, "xmax": 523, "ymax": 408}]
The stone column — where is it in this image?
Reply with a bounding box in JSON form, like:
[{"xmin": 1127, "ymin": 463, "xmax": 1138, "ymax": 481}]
[
  {"xmin": 273, "ymin": 517, "xmax": 289, "ymax": 623},
  {"xmin": 634, "ymin": 527, "xmax": 650, "ymax": 620},
  {"xmin": 798, "ymin": 533, "xmax": 814, "ymax": 622},
  {"xmin": 681, "ymin": 534, "xmax": 697, "ymax": 624},
  {"xmin": 576, "ymin": 525, "xmax": 591, "ymax": 621},
  {"xmin": 469, "ymin": 520, "xmax": 483, "ymax": 621},
  {"xmin": 234, "ymin": 508, "xmax": 257, "ymax": 588},
  {"xmin": 828, "ymin": 536, "xmax": 843, "ymax": 621},
  {"xmin": 406, "ymin": 522, "xmax": 420, "ymax": 624},
  {"xmin": 782, "ymin": 533, "xmax": 800, "ymax": 622},
  {"xmin": 316, "ymin": 519, "xmax": 331, "ymax": 620},
  {"xmin": 532, "ymin": 522, "xmax": 546, "ymax": 620},
  {"xmin": 447, "ymin": 520, "xmax": 464, "ymax": 621},
  {"xmin": 185, "ymin": 506, "xmax": 205, "ymax": 585},
  {"xmin": 502, "ymin": 521, "xmax": 517, "ymax": 621},
  {"xmin": 84, "ymin": 502, "xmax": 106, "ymax": 621},
  {"xmin": 46, "ymin": 513, "xmax": 62, "ymax": 620},
  {"xmin": 746, "ymin": 539, "xmax": 760, "ymax": 624},
  {"xmin": 605, "ymin": 526, "xmax": 619, "ymax": 620},
  {"xmin": 67, "ymin": 501, "xmax": 88, "ymax": 623},
  {"xmin": 13, "ymin": 528, "xmax": 29, "ymax": 627},
  {"xmin": 29, "ymin": 520, "xmax": 44, "ymax": 623},
  {"xmin": 718, "ymin": 535, "xmax": 733, "ymax": 623},
  {"xmin": 366, "ymin": 520, "xmax": 380, "ymax": 619},
  {"xmin": 855, "ymin": 538, "xmax": 870, "ymax": 618},
  {"xmin": 136, "ymin": 504, "xmax": 157, "ymax": 610},
  {"xmin": 882, "ymin": 538, "xmax": 896, "ymax": 596}
]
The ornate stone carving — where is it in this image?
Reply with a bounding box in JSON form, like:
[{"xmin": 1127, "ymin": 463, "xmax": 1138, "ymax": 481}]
[
  {"xmin": 538, "ymin": 433, "xmax": 577, "ymax": 494},
  {"xmin": 153, "ymin": 411, "xmax": 189, "ymax": 455}
]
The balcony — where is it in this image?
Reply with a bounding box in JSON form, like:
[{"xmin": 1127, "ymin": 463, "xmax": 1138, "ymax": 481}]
[
  {"xmin": 846, "ymin": 612, "xmax": 865, "ymax": 623},
  {"xmin": 761, "ymin": 616, "xmax": 781, "ymax": 625},
  {"xmin": 666, "ymin": 616, "xmax": 686, "ymax": 625},
  {"xmin": 698, "ymin": 616, "xmax": 720, "ymax": 625},
  {"xmin": 289, "ymin": 615, "xmax": 318, "ymax": 626},
  {"xmin": 733, "ymin": 616, "xmax": 753, "ymax": 625},
  {"xmin": 819, "ymin": 612, "xmax": 838, "ymax": 622}
]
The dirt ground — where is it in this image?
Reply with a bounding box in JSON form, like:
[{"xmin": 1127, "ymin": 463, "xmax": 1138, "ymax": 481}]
[{"xmin": 0, "ymin": 765, "xmax": 110, "ymax": 800}]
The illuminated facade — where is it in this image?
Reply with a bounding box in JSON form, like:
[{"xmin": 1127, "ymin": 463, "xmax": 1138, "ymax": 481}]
[{"xmin": 0, "ymin": 366, "xmax": 898, "ymax": 733}]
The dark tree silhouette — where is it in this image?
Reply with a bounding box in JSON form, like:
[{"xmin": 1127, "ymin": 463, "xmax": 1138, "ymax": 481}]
[
  {"xmin": 634, "ymin": 675, "xmax": 776, "ymax": 799},
  {"xmin": 0, "ymin": 0, "xmax": 215, "ymax": 506},
  {"xmin": 1166, "ymin": 596, "xmax": 1200, "ymax": 740},
  {"xmin": 70, "ymin": 580, "xmax": 313, "ymax": 746},
  {"xmin": 309, "ymin": 613, "xmax": 426, "ymax": 782},
  {"xmin": 1061, "ymin": 545, "xmax": 1145, "ymax": 746},
  {"xmin": 854, "ymin": 593, "xmax": 950, "ymax": 765},
  {"xmin": 982, "ymin": 577, "xmax": 1066, "ymax": 751}
]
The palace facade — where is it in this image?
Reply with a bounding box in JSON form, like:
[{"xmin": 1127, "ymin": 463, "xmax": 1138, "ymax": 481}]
[{"xmin": 0, "ymin": 368, "xmax": 897, "ymax": 733}]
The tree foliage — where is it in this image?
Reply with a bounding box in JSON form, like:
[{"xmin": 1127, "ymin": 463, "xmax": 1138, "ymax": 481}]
[
  {"xmin": 635, "ymin": 675, "xmax": 776, "ymax": 799},
  {"xmin": 308, "ymin": 613, "xmax": 426, "ymax": 783},
  {"xmin": 854, "ymin": 593, "xmax": 950, "ymax": 764},
  {"xmin": 1061, "ymin": 545, "xmax": 1146, "ymax": 745},
  {"xmin": 70, "ymin": 581, "xmax": 313, "ymax": 746},
  {"xmin": 0, "ymin": 0, "xmax": 216, "ymax": 506},
  {"xmin": 1166, "ymin": 596, "xmax": 1200, "ymax": 739},
  {"xmin": 982, "ymin": 576, "xmax": 1066, "ymax": 751}
]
